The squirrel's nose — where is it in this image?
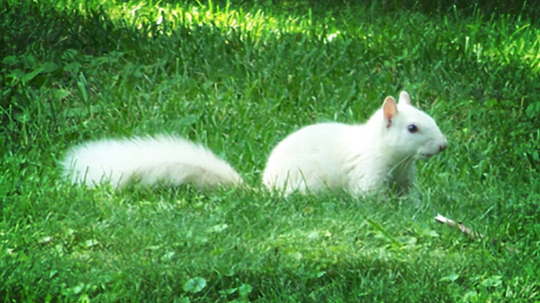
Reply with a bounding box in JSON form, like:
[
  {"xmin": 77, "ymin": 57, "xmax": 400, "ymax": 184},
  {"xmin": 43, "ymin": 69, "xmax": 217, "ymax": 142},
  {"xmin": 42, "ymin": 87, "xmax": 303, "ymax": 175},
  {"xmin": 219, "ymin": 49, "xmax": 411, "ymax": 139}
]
[{"xmin": 439, "ymin": 141, "xmax": 448, "ymax": 151}]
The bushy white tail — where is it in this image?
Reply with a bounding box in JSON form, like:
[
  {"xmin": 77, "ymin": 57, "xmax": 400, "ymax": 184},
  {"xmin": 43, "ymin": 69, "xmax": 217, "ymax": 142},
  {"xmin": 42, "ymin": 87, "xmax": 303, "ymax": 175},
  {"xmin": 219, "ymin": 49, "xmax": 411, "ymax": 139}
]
[{"xmin": 61, "ymin": 135, "xmax": 243, "ymax": 189}]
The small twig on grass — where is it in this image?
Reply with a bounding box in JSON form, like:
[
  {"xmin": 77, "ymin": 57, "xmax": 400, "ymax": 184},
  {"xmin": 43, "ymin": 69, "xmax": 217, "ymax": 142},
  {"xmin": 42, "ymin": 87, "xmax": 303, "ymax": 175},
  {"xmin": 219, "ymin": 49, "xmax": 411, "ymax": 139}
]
[
  {"xmin": 434, "ymin": 214, "xmax": 483, "ymax": 239},
  {"xmin": 434, "ymin": 214, "xmax": 518, "ymax": 253}
]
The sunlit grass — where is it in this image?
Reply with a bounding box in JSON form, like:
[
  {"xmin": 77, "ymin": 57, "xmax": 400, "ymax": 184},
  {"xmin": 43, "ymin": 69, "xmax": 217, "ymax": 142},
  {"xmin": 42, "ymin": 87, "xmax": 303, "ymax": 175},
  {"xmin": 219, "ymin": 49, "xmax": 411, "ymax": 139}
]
[
  {"xmin": 61, "ymin": 0, "xmax": 540, "ymax": 72},
  {"xmin": 50, "ymin": 0, "xmax": 340, "ymax": 42}
]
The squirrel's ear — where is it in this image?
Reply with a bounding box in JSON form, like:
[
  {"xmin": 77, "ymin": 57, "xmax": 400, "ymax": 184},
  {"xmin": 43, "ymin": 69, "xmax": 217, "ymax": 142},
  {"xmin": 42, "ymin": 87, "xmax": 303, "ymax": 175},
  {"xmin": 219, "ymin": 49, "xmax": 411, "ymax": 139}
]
[
  {"xmin": 398, "ymin": 91, "xmax": 411, "ymax": 106},
  {"xmin": 383, "ymin": 96, "xmax": 398, "ymax": 127}
]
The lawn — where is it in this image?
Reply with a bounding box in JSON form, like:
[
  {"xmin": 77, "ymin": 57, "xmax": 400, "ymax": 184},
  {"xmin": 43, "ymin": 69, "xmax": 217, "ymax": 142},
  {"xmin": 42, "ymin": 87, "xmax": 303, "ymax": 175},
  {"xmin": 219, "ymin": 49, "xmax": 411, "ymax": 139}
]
[{"xmin": 1, "ymin": 0, "xmax": 540, "ymax": 302}]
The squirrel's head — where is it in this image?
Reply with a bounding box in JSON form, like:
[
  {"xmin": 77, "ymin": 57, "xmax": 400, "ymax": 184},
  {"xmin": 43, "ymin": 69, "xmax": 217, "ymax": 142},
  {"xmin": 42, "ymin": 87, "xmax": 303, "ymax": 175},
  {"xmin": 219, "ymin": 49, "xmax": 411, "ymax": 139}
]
[{"xmin": 378, "ymin": 91, "xmax": 447, "ymax": 160}]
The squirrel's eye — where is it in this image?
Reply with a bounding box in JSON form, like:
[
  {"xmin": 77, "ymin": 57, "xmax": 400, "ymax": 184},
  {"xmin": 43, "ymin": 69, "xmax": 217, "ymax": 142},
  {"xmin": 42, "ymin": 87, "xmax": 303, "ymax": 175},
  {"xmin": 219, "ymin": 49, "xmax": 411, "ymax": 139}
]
[{"xmin": 408, "ymin": 124, "xmax": 418, "ymax": 133}]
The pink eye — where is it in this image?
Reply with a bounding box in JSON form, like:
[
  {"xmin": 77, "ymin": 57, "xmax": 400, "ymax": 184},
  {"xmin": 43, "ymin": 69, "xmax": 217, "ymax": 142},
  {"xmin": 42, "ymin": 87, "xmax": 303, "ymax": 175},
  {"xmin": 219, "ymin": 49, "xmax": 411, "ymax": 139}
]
[{"xmin": 408, "ymin": 124, "xmax": 418, "ymax": 133}]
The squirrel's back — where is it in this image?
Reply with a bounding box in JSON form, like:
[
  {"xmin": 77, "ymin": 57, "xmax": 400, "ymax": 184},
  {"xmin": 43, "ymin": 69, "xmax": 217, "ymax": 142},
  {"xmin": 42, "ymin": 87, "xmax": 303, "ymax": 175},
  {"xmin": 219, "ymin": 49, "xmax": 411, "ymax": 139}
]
[
  {"xmin": 262, "ymin": 122, "xmax": 363, "ymax": 193},
  {"xmin": 62, "ymin": 135, "xmax": 242, "ymax": 188}
]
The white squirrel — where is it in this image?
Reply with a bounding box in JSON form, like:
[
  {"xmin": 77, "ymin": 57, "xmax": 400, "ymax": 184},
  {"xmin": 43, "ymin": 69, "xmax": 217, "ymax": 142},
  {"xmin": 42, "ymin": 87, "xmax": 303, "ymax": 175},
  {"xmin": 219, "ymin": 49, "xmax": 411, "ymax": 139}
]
[
  {"xmin": 263, "ymin": 91, "xmax": 447, "ymax": 195},
  {"xmin": 61, "ymin": 91, "xmax": 447, "ymax": 196}
]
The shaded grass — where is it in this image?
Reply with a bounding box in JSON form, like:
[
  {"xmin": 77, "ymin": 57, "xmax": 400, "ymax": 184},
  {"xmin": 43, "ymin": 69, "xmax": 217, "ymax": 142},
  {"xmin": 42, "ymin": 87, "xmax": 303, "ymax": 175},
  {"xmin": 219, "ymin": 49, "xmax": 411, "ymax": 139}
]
[{"xmin": 2, "ymin": 0, "xmax": 540, "ymax": 302}]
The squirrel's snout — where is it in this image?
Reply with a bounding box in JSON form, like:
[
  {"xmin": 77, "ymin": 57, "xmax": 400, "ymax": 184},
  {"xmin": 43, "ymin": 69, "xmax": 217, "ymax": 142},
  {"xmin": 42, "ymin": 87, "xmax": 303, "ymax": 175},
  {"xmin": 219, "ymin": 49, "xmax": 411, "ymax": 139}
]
[{"xmin": 439, "ymin": 141, "xmax": 448, "ymax": 152}]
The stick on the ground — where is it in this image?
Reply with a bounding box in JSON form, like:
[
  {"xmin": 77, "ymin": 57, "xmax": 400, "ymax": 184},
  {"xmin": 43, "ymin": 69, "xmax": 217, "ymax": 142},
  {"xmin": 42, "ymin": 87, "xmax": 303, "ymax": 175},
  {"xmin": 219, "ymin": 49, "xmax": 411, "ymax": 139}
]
[
  {"xmin": 434, "ymin": 214, "xmax": 517, "ymax": 253},
  {"xmin": 434, "ymin": 214, "xmax": 483, "ymax": 239}
]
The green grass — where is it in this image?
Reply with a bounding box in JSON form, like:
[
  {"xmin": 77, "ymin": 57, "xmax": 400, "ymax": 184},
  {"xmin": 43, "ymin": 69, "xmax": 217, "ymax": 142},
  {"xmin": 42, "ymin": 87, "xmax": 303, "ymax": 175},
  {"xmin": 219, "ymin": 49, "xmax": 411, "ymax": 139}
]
[{"xmin": 2, "ymin": 0, "xmax": 540, "ymax": 301}]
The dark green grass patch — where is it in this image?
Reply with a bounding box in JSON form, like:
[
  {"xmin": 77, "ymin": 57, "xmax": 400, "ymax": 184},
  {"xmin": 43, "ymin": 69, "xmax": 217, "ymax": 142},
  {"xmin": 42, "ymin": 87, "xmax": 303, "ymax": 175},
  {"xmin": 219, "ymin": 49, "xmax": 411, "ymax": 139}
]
[{"xmin": 2, "ymin": 0, "xmax": 540, "ymax": 302}]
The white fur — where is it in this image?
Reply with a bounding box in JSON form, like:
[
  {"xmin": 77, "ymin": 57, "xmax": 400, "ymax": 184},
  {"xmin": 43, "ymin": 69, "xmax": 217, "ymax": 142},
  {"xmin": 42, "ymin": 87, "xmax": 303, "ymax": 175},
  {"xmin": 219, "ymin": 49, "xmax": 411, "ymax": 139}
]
[
  {"xmin": 61, "ymin": 91, "xmax": 446, "ymax": 195},
  {"xmin": 262, "ymin": 91, "xmax": 447, "ymax": 196},
  {"xmin": 62, "ymin": 135, "xmax": 242, "ymax": 188}
]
